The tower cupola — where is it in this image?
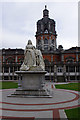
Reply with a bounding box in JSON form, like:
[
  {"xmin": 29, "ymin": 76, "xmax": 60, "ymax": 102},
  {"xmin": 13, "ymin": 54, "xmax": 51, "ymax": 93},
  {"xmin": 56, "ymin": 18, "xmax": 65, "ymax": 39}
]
[{"xmin": 43, "ymin": 5, "xmax": 49, "ymax": 18}]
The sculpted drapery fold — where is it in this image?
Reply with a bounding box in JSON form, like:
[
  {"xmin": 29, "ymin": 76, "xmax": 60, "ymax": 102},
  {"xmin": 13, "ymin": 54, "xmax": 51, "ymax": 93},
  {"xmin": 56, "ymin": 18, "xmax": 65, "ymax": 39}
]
[{"xmin": 20, "ymin": 40, "xmax": 45, "ymax": 71}]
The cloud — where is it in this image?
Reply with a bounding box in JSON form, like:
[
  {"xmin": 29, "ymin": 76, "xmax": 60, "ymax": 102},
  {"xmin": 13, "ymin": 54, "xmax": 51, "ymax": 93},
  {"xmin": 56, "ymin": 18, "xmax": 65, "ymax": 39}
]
[
  {"xmin": 2, "ymin": 30, "xmax": 36, "ymax": 49},
  {"xmin": 1, "ymin": 2, "xmax": 78, "ymax": 49},
  {"xmin": 1, "ymin": 0, "xmax": 79, "ymax": 2}
]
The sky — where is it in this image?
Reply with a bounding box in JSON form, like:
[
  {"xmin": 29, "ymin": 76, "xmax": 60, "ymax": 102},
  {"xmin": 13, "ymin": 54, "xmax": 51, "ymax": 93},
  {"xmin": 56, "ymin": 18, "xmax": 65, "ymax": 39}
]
[{"xmin": 0, "ymin": 1, "xmax": 79, "ymax": 50}]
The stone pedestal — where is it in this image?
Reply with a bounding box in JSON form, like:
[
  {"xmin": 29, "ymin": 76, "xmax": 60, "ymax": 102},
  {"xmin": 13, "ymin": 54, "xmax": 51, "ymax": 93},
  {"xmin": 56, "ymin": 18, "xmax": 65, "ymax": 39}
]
[{"xmin": 8, "ymin": 71, "xmax": 52, "ymax": 98}]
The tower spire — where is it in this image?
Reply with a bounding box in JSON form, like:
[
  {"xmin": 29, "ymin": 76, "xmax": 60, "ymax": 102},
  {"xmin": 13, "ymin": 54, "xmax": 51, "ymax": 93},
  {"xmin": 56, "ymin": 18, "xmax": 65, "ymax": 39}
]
[{"xmin": 45, "ymin": 5, "xmax": 47, "ymax": 9}]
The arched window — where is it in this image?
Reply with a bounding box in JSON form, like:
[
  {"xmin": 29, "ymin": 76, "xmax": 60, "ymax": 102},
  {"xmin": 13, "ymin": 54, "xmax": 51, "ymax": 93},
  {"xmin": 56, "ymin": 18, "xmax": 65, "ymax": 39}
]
[
  {"xmin": 18, "ymin": 57, "xmax": 24, "ymax": 64},
  {"xmin": 66, "ymin": 56, "xmax": 75, "ymax": 63},
  {"xmin": 44, "ymin": 38, "xmax": 48, "ymax": 44},
  {"xmin": 52, "ymin": 39, "xmax": 54, "ymax": 44},
  {"xmin": 44, "ymin": 59, "xmax": 50, "ymax": 72},
  {"xmin": 67, "ymin": 59, "xmax": 74, "ymax": 63},
  {"xmin": 66, "ymin": 56, "xmax": 74, "ymax": 63},
  {"xmin": 44, "ymin": 59, "xmax": 50, "ymax": 65},
  {"xmin": 38, "ymin": 39, "xmax": 41, "ymax": 45},
  {"xmin": 6, "ymin": 57, "xmax": 14, "ymax": 64}
]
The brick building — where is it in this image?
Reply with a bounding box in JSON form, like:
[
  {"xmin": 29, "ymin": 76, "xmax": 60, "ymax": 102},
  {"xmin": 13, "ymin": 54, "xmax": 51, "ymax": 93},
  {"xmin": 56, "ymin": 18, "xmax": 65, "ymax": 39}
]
[
  {"xmin": 1, "ymin": 48, "xmax": 24, "ymax": 80},
  {"xmin": 1, "ymin": 6, "xmax": 80, "ymax": 81}
]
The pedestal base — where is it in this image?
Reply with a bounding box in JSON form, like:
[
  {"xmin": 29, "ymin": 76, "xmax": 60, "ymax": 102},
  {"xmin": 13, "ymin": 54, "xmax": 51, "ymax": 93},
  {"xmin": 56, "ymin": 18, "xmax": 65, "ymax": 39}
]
[
  {"xmin": 8, "ymin": 71, "xmax": 52, "ymax": 98},
  {"xmin": 8, "ymin": 89, "xmax": 52, "ymax": 98}
]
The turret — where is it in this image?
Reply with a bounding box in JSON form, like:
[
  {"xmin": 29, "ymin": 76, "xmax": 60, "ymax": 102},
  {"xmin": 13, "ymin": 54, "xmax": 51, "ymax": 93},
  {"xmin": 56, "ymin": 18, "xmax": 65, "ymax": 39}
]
[{"xmin": 35, "ymin": 6, "xmax": 57, "ymax": 52}]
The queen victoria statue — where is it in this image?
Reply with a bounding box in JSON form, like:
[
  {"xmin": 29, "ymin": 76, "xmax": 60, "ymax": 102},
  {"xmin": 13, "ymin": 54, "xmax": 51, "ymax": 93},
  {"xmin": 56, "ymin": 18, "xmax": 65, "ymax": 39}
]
[
  {"xmin": 9, "ymin": 40, "xmax": 51, "ymax": 97},
  {"xmin": 20, "ymin": 40, "xmax": 45, "ymax": 71}
]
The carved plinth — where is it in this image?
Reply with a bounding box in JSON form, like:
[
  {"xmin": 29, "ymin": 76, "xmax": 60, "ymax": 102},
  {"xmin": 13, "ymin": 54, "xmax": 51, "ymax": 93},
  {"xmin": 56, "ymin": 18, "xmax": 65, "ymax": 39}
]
[{"xmin": 8, "ymin": 71, "xmax": 52, "ymax": 98}]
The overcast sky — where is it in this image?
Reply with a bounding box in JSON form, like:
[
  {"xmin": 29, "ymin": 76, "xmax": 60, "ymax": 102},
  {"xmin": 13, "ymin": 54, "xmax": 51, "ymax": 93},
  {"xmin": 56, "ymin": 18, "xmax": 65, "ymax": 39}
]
[{"xmin": 0, "ymin": 1, "xmax": 79, "ymax": 50}]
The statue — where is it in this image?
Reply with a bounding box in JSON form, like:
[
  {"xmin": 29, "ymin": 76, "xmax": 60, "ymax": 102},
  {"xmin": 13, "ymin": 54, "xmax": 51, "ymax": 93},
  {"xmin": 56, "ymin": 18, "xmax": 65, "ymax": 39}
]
[
  {"xmin": 20, "ymin": 40, "xmax": 45, "ymax": 71},
  {"xmin": 8, "ymin": 40, "xmax": 51, "ymax": 97}
]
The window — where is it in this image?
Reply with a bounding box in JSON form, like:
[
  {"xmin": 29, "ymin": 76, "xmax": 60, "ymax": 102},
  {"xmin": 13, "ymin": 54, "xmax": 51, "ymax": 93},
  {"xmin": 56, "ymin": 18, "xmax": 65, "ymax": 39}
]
[
  {"xmin": 57, "ymin": 67, "xmax": 62, "ymax": 72},
  {"xmin": 76, "ymin": 66, "xmax": 80, "ymax": 72},
  {"xmin": 4, "ymin": 67, "xmax": 9, "ymax": 73},
  {"xmin": 77, "ymin": 76, "xmax": 80, "ymax": 80},
  {"xmin": 45, "ymin": 66, "xmax": 49, "ymax": 72},
  {"xmin": 66, "ymin": 57, "xmax": 74, "ymax": 63},
  {"xmin": 70, "ymin": 76, "xmax": 75, "ymax": 80},
  {"xmin": 44, "ymin": 59, "xmax": 50, "ymax": 65},
  {"xmin": 18, "ymin": 58, "xmax": 24, "ymax": 64},
  {"xmin": 52, "ymin": 39, "xmax": 54, "ymax": 44},
  {"xmin": 44, "ymin": 45, "xmax": 48, "ymax": 50},
  {"xmin": 14, "ymin": 67, "xmax": 17, "ymax": 71},
  {"xmin": 66, "ymin": 66, "xmax": 68, "ymax": 72},
  {"xmin": 67, "ymin": 59, "xmax": 74, "ymax": 63},
  {"xmin": 10, "ymin": 76, "xmax": 12, "ymax": 80},
  {"xmin": 38, "ymin": 39, "xmax": 41, "ymax": 45},
  {"xmin": 18, "ymin": 67, "xmax": 20, "ymax": 71},
  {"xmin": 44, "ymin": 29, "xmax": 48, "ymax": 33},
  {"xmin": 4, "ymin": 76, "xmax": 9, "ymax": 80},
  {"xmin": 10, "ymin": 67, "xmax": 13, "ymax": 73},
  {"xmin": 69, "ymin": 66, "xmax": 75, "ymax": 72},
  {"xmin": 14, "ymin": 76, "xmax": 17, "ymax": 80},
  {"xmin": 44, "ymin": 38, "xmax": 48, "ymax": 44},
  {"xmin": 51, "ymin": 66, "xmax": 54, "ymax": 72},
  {"xmin": 6, "ymin": 57, "xmax": 14, "ymax": 64}
]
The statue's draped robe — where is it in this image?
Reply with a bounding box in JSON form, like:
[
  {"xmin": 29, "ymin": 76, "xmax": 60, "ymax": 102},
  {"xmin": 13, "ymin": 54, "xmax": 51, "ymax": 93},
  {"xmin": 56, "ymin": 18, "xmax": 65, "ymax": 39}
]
[
  {"xmin": 35, "ymin": 49, "xmax": 45, "ymax": 70},
  {"xmin": 20, "ymin": 44, "xmax": 45, "ymax": 71},
  {"xmin": 24, "ymin": 49, "xmax": 36, "ymax": 67}
]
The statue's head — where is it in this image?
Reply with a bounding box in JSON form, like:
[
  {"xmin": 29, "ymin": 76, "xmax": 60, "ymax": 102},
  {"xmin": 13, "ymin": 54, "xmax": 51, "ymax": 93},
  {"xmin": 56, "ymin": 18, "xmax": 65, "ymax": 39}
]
[
  {"xmin": 26, "ymin": 40, "xmax": 35, "ymax": 49},
  {"xmin": 27, "ymin": 40, "xmax": 32, "ymax": 45}
]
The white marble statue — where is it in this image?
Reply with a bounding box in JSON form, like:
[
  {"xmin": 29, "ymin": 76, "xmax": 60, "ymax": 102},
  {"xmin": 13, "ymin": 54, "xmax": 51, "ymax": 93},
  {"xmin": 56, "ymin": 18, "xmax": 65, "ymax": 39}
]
[{"xmin": 20, "ymin": 40, "xmax": 45, "ymax": 71}]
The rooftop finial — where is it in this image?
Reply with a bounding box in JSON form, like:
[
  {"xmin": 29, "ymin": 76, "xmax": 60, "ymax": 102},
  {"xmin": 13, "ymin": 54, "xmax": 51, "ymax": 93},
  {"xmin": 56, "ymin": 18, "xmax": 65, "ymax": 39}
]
[
  {"xmin": 43, "ymin": 5, "xmax": 49, "ymax": 18},
  {"xmin": 45, "ymin": 5, "xmax": 47, "ymax": 9}
]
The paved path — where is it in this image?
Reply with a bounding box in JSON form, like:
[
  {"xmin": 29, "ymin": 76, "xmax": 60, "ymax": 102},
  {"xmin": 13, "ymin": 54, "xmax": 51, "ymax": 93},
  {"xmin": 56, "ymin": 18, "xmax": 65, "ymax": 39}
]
[{"xmin": 0, "ymin": 83, "xmax": 80, "ymax": 120}]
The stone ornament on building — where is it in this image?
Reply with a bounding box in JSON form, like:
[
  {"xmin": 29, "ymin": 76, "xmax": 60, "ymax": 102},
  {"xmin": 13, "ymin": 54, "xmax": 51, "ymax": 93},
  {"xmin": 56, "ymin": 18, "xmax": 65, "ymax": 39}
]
[{"xmin": 20, "ymin": 40, "xmax": 45, "ymax": 71}]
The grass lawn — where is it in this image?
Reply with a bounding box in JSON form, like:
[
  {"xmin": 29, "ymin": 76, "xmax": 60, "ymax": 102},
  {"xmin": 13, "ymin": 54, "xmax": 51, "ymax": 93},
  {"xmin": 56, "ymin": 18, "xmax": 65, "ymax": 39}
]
[
  {"xmin": 65, "ymin": 107, "xmax": 80, "ymax": 120},
  {"xmin": 55, "ymin": 82, "xmax": 80, "ymax": 119},
  {"xmin": 0, "ymin": 81, "xmax": 18, "ymax": 89},
  {"xmin": 55, "ymin": 83, "xmax": 80, "ymax": 91}
]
